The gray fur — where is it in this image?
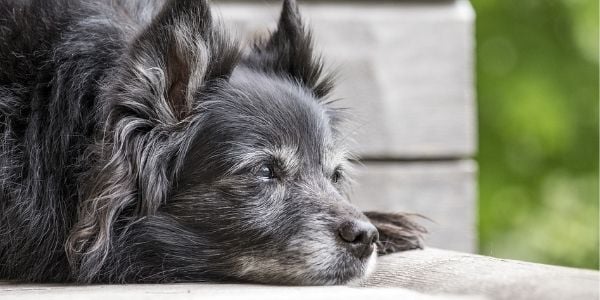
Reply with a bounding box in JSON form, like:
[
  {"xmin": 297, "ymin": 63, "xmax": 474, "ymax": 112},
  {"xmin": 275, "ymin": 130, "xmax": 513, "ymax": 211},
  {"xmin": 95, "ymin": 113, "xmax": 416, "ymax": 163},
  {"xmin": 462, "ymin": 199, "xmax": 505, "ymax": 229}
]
[{"xmin": 0, "ymin": 0, "xmax": 425, "ymax": 284}]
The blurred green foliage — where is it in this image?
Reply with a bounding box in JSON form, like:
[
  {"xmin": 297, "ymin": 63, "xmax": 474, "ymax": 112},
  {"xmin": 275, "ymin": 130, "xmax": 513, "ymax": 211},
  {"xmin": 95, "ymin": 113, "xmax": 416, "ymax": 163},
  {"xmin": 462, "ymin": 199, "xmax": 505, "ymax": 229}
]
[{"xmin": 472, "ymin": 0, "xmax": 599, "ymax": 269}]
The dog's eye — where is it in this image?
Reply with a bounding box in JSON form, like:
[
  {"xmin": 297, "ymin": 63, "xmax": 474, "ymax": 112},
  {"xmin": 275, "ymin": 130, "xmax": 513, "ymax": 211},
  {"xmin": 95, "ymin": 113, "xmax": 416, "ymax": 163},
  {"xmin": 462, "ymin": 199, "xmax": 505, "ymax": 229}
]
[
  {"xmin": 331, "ymin": 168, "xmax": 342, "ymax": 183},
  {"xmin": 257, "ymin": 164, "xmax": 277, "ymax": 180}
]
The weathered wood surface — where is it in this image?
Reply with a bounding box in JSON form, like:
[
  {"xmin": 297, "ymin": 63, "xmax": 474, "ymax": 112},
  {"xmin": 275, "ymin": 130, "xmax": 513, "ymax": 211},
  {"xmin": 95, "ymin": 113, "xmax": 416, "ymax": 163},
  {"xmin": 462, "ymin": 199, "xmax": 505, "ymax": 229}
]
[
  {"xmin": 361, "ymin": 248, "xmax": 599, "ymax": 300},
  {"xmin": 0, "ymin": 282, "xmax": 480, "ymax": 300},
  {"xmin": 216, "ymin": 0, "xmax": 476, "ymax": 158},
  {"xmin": 353, "ymin": 160, "xmax": 477, "ymax": 252},
  {"xmin": 3, "ymin": 249, "xmax": 597, "ymax": 300}
]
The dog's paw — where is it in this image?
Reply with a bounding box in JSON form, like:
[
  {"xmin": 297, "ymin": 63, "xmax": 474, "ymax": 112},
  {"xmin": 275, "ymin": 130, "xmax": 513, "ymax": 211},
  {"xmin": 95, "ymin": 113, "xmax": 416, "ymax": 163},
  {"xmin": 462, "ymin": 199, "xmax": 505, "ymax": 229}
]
[{"xmin": 364, "ymin": 211, "xmax": 427, "ymax": 255}]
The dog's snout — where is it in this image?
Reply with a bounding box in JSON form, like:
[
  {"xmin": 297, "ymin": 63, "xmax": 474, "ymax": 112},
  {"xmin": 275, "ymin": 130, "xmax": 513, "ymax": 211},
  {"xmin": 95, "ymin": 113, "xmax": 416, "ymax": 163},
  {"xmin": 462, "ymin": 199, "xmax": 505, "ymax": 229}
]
[{"xmin": 338, "ymin": 220, "xmax": 379, "ymax": 259}]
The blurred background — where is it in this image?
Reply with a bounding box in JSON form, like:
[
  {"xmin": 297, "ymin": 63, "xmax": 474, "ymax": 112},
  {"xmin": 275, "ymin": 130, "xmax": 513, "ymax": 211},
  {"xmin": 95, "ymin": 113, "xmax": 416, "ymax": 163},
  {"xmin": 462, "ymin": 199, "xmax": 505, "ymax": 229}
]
[{"xmin": 473, "ymin": 0, "xmax": 598, "ymax": 269}]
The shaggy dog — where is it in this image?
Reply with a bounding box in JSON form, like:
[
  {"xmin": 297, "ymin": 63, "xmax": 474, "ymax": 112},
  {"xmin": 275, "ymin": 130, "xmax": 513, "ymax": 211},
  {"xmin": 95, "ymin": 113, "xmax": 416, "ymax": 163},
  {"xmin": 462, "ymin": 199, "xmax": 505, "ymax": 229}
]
[{"xmin": 0, "ymin": 0, "xmax": 425, "ymax": 284}]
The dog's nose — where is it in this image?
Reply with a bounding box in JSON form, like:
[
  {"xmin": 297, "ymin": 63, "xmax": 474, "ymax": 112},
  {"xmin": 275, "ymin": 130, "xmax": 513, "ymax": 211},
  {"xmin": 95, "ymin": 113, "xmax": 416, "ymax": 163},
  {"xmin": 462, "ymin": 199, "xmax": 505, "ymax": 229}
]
[{"xmin": 338, "ymin": 220, "xmax": 379, "ymax": 259}]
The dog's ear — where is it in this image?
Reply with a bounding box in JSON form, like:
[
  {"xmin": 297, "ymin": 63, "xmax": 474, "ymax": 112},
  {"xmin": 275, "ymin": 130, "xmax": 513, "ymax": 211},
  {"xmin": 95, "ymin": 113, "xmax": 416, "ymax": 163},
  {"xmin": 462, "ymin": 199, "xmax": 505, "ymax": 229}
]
[
  {"xmin": 244, "ymin": 0, "xmax": 333, "ymax": 98},
  {"xmin": 364, "ymin": 212, "xmax": 427, "ymax": 255},
  {"xmin": 66, "ymin": 0, "xmax": 239, "ymax": 282},
  {"xmin": 118, "ymin": 0, "xmax": 239, "ymax": 122}
]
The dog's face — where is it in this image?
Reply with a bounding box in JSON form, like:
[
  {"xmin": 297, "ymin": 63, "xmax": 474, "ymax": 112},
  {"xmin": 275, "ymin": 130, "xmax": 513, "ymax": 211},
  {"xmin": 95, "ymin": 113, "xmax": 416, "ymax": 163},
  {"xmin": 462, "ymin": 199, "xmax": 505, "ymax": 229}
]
[
  {"xmin": 67, "ymin": 0, "xmax": 408, "ymax": 284},
  {"xmin": 166, "ymin": 69, "xmax": 377, "ymax": 284}
]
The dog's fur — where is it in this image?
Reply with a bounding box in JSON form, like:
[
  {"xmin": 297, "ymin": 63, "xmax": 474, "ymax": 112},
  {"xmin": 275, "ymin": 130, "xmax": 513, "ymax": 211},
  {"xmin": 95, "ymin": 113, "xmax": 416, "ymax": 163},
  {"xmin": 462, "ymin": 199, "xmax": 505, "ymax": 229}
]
[{"xmin": 0, "ymin": 0, "xmax": 425, "ymax": 284}]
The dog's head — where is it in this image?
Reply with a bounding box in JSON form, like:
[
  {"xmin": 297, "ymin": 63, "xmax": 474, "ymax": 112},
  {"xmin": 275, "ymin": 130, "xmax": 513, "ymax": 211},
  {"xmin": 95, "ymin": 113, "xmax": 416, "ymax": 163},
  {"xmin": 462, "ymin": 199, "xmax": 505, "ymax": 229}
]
[
  {"xmin": 68, "ymin": 0, "xmax": 385, "ymax": 284},
  {"xmin": 168, "ymin": 74, "xmax": 378, "ymax": 285}
]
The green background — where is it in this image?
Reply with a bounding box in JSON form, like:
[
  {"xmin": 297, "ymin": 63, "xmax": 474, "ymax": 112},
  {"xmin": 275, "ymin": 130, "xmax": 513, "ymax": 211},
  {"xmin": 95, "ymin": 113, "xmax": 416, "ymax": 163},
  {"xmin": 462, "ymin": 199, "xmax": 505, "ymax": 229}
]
[{"xmin": 472, "ymin": 0, "xmax": 599, "ymax": 269}]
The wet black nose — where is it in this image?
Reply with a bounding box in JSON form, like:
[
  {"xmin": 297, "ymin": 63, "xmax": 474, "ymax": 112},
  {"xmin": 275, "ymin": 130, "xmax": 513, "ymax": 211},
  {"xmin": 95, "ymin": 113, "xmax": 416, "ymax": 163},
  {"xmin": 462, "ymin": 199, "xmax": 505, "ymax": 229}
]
[{"xmin": 338, "ymin": 220, "xmax": 379, "ymax": 259}]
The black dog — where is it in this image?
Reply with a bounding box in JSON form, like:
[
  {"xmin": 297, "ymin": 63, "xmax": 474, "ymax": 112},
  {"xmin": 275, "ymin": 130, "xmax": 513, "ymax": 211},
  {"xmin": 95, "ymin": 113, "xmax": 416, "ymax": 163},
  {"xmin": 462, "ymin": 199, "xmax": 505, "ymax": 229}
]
[{"xmin": 0, "ymin": 0, "xmax": 424, "ymax": 284}]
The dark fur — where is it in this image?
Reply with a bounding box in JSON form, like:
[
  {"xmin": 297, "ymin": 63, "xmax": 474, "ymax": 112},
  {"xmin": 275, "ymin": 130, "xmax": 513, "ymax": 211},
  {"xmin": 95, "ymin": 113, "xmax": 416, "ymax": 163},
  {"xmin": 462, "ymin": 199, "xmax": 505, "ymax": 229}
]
[{"xmin": 0, "ymin": 0, "xmax": 424, "ymax": 284}]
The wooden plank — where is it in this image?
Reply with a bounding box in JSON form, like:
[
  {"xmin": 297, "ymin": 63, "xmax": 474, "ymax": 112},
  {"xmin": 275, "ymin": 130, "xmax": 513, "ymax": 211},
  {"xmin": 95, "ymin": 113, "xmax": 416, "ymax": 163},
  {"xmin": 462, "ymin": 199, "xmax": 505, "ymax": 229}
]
[
  {"xmin": 351, "ymin": 160, "xmax": 477, "ymax": 252},
  {"xmin": 216, "ymin": 0, "xmax": 476, "ymax": 158},
  {"xmin": 361, "ymin": 248, "xmax": 599, "ymax": 300},
  {"xmin": 2, "ymin": 250, "xmax": 596, "ymax": 299},
  {"xmin": 0, "ymin": 282, "xmax": 475, "ymax": 300}
]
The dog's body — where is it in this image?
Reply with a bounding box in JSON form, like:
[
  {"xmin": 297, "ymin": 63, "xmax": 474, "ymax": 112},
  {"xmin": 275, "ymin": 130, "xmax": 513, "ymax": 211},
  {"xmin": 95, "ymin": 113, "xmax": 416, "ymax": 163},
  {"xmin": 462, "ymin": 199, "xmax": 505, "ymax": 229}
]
[{"xmin": 0, "ymin": 0, "xmax": 423, "ymax": 284}]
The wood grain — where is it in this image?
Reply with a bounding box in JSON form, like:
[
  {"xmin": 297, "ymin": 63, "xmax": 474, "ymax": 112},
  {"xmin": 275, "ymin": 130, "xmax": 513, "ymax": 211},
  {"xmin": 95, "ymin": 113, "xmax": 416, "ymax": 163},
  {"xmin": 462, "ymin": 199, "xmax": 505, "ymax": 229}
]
[{"xmin": 352, "ymin": 160, "xmax": 477, "ymax": 252}]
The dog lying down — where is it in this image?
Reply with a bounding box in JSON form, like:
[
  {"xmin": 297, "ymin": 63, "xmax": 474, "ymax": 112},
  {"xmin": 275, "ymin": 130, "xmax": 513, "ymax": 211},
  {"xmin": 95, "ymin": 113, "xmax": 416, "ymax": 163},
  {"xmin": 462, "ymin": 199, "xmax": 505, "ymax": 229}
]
[{"xmin": 0, "ymin": 0, "xmax": 425, "ymax": 284}]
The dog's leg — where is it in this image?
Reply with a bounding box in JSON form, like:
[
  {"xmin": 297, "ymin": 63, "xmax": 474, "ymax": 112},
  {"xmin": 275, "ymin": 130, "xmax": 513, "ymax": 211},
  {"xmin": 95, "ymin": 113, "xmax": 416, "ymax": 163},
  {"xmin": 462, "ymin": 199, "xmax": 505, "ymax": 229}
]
[{"xmin": 363, "ymin": 211, "xmax": 427, "ymax": 255}]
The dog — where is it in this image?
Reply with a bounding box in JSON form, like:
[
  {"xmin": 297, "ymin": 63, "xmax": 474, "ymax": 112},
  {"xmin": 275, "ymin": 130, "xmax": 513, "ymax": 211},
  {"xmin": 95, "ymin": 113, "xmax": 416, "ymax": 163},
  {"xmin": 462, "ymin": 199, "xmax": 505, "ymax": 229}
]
[{"xmin": 0, "ymin": 0, "xmax": 425, "ymax": 284}]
